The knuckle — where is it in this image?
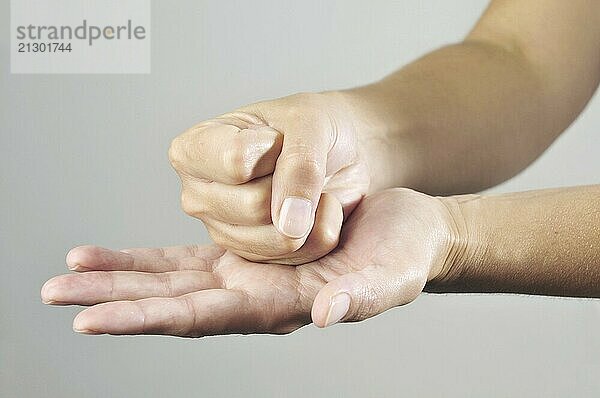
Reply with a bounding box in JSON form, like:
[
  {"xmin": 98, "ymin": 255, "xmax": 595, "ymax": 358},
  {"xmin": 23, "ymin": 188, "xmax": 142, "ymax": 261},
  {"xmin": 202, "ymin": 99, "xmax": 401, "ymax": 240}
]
[
  {"xmin": 279, "ymin": 150, "xmax": 324, "ymax": 182},
  {"xmin": 180, "ymin": 295, "xmax": 199, "ymax": 336},
  {"xmin": 279, "ymin": 92, "xmax": 331, "ymax": 124},
  {"xmin": 180, "ymin": 190, "xmax": 204, "ymax": 217},
  {"xmin": 157, "ymin": 273, "xmax": 174, "ymax": 297},
  {"xmin": 222, "ymin": 141, "xmax": 253, "ymax": 184},
  {"xmin": 168, "ymin": 135, "xmax": 187, "ymax": 167}
]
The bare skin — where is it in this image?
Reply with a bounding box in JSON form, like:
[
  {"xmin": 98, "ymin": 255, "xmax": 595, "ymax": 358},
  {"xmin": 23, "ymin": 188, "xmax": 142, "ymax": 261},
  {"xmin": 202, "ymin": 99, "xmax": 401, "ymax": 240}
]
[
  {"xmin": 41, "ymin": 188, "xmax": 457, "ymax": 335},
  {"xmin": 169, "ymin": 96, "xmax": 367, "ymax": 264},
  {"xmin": 432, "ymin": 185, "xmax": 600, "ymax": 297},
  {"xmin": 41, "ymin": 185, "xmax": 600, "ymax": 336},
  {"xmin": 169, "ymin": 0, "xmax": 600, "ymax": 262},
  {"xmin": 42, "ymin": 0, "xmax": 600, "ymax": 335}
]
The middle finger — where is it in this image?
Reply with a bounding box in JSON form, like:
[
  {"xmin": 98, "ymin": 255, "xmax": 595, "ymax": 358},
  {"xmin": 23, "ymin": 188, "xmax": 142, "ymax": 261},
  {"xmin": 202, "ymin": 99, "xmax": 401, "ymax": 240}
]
[
  {"xmin": 41, "ymin": 270, "xmax": 221, "ymax": 305},
  {"xmin": 181, "ymin": 174, "xmax": 272, "ymax": 226}
]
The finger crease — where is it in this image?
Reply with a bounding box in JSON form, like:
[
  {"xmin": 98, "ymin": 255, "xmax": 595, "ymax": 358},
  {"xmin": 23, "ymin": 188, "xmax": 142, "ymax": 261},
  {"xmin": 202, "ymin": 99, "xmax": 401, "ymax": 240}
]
[
  {"xmin": 182, "ymin": 295, "xmax": 198, "ymax": 336},
  {"xmin": 158, "ymin": 273, "xmax": 174, "ymax": 297}
]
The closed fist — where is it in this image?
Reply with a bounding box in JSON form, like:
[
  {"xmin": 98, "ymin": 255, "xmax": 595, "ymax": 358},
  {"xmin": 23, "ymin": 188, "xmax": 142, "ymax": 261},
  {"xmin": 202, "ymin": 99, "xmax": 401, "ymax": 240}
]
[{"xmin": 169, "ymin": 92, "xmax": 371, "ymax": 264}]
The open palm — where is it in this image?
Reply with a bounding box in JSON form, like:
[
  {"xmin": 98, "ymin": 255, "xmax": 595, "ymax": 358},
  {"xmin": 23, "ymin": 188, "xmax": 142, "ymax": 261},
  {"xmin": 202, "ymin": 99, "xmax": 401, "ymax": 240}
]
[{"xmin": 41, "ymin": 189, "xmax": 457, "ymax": 336}]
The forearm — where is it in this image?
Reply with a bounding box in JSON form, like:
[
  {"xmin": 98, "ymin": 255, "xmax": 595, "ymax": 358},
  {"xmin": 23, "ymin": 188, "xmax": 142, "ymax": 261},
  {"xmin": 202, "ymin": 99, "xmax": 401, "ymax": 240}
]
[
  {"xmin": 331, "ymin": 1, "xmax": 600, "ymax": 195},
  {"xmin": 432, "ymin": 185, "xmax": 600, "ymax": 297},
  {"xmin": 334, "ymin": 42, "xmax": 553, "ymax": 194}
]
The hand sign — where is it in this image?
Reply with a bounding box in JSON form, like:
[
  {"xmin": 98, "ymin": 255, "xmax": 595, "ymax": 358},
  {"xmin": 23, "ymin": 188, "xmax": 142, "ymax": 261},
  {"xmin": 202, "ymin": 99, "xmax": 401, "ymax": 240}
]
[{"xmin": 41, "ymin": 189, "xmax": 460, "ymax": 336}]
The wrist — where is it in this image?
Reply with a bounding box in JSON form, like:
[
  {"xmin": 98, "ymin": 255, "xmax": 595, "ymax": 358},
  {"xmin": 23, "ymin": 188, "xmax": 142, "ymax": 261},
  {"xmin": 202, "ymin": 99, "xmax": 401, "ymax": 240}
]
[{"xmin": 425, "ymin": 194, "xmax": 488, "ymax": 291}]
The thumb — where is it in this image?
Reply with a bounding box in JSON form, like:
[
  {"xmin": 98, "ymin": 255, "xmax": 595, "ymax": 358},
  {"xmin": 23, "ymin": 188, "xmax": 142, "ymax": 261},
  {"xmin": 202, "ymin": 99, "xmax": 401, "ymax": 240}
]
[
  {"xmin": 270, "ymin": 122, "xmax": 334, "ymax": 239},
  {"xmin": 311, "ymin": 266, "xmax": 427, "ymax": 328}
]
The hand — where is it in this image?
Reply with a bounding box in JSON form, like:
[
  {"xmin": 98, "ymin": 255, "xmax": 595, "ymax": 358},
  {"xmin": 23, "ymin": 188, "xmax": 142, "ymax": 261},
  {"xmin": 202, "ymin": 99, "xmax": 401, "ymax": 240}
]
[
  {"xmin": 168, "ymin": 92, "xmax": 371, "ymax": 264},
  {"xmin": 41, "ymin": 188, "xmax": 461, "ymax": 336}
]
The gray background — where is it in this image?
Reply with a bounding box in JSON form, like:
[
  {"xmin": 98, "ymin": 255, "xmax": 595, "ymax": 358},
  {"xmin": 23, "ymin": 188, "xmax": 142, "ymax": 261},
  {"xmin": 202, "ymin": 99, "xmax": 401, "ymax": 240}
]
[{"xmin": 2, "ymin": 0, "xmax": 599, "ymax": 397}]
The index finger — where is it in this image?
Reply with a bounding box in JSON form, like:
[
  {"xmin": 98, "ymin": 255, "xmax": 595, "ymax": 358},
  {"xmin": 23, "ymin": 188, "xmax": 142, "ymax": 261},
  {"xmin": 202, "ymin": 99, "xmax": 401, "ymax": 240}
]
[
  {"xmin": 72, "ymin": 290, "xmax": 264, "ymax": 337},
  {"xmin": 169, "ymin": 121, "xmax": 282, "ymax": 185}
]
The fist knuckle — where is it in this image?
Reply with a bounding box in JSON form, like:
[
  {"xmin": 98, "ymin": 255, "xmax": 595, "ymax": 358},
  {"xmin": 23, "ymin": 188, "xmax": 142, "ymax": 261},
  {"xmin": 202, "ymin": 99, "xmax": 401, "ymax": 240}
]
[
  {"xmin": 180, "ymin": 190, "xmax": 205, "ymax": 217},
  {"xmin": 168, "ymin": 136, "xmax": 187, "ymax": 167},
  {"xmin": 223, "ymin": 141, "xmax": 253, "ymax": 184}
]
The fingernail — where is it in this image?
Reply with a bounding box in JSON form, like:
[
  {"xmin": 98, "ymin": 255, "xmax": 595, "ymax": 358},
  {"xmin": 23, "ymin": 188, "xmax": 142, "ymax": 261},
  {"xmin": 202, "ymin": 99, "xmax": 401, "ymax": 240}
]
[
  {"xmin": 40, "ymin": 280, "xmax": 56, "ymax": 304},
  {"xmin": 73, "ymin": 316, "xmax": 93, "ymax": 334},
  {"xmin": 73, "ymin": 322, "xmax": 86, "ymax": 333},
  {"xmin": 66, "ymin": 248, "xmax": 81, "ymax": 270},
  {"xmin": 324, "ymin": 292, "xmax": 351, "ymax": 327},
  {"xmin": 278, "ymin": 197, "xmax": 313, "ymax": 238}
]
